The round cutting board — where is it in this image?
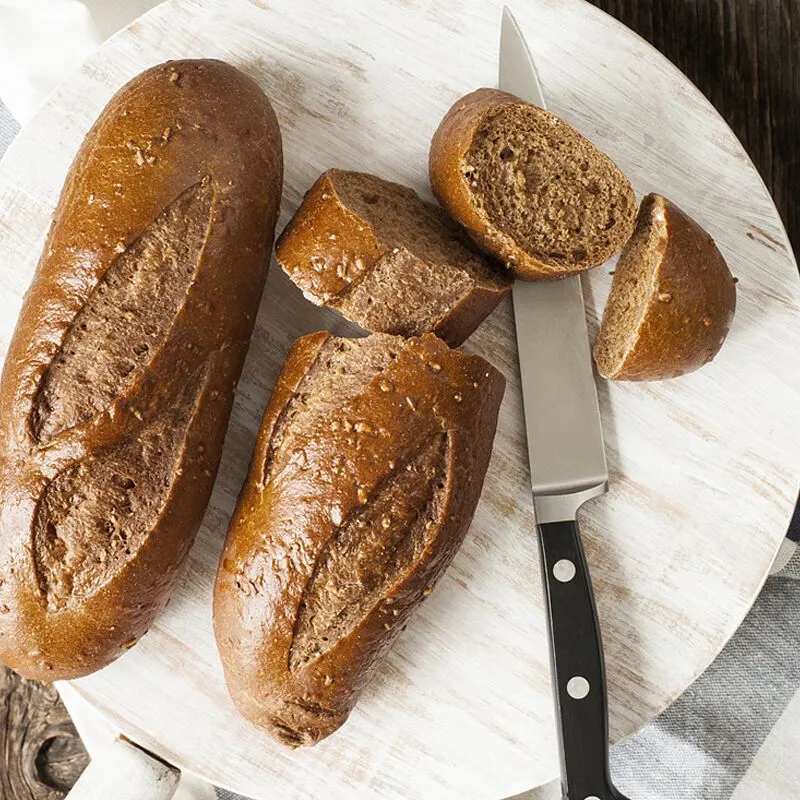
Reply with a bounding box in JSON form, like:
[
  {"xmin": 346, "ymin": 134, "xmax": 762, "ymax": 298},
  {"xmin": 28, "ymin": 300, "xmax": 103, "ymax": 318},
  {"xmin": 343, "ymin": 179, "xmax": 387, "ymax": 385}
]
[{"xmin": 1, "ymin": 0, "xmax": 799, "ymax": 797}]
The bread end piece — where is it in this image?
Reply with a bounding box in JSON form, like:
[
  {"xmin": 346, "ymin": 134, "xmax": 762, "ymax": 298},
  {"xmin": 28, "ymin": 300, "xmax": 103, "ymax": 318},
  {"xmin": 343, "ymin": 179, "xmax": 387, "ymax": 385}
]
[
  {"xmin": 275, "ymin": 170, "xmax": 510, "ymax": 347},
  {"xmin": 593, "ymin": 194, "xmax": 737, "ymax": 381},
  {"xmin": 429, "ymin": 88, "xmax": 636, "ymax": 280}
]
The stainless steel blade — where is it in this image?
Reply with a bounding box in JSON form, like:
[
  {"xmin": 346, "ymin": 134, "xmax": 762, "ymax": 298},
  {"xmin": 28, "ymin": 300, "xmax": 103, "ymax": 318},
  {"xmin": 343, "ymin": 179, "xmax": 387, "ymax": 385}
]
[
  {"xmin": 500, "ymin": 8, "xmax": 608, "ymax": 523},
  {"xmin": 499, "ymin": 7, "xmax": 546, "ymax": 106}
]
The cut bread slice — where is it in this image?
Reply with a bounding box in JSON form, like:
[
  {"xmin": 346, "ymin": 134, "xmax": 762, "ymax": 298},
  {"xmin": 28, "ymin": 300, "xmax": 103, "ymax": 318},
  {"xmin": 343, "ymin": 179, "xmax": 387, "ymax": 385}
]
[
  {"xmin": 429, "ymin": 88, "xmax": 637, "ymax": 280},
  {"xmin": 593, "ymin": 193, "xmax": 737, "ymax": 381},
  {"xmin": 275, "ymin": 169, "xmax": 511, "ymax": 346}
]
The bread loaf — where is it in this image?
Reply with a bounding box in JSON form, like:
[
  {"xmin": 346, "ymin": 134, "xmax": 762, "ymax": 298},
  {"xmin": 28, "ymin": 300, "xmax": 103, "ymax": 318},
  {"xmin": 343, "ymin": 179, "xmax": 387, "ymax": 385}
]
[
  {"xmin": 213, "ymin": 331, "xmax": 505, "ymax": 746},
  {"xmin": 593, "ymin": 194, "xmax": 736, "ymax": 380},
  {"xmin": 275, "ymin": 169, "xmax": 511, "ymax": 346},
  {"xmin": 429, "ymin": 88, "xmax": 636, "ymax": 280},
  {"xmin": 0, "ymin": 59, "xmax": 283, "ymax": 680}
]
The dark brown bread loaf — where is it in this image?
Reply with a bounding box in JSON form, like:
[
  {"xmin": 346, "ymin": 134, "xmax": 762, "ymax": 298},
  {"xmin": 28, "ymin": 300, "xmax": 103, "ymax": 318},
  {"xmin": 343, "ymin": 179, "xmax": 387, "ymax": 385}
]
[
  {"xmin": 0, "ymin": 60, "xmax": 283, "ymax": 681},
  {"xmin": 429, "ymin": 88, "xmax": 637, "ymax": 280},
  {"xmin": 213, "ymin": 331, "xmax": 505, "ymax": 746},
  {"xmin": 593, "ymin": 194, "xmax": 736, "ymax": 380},
  {"xmin": 275, "ymin": 169, "xmax": 510, "ymax": 346}
]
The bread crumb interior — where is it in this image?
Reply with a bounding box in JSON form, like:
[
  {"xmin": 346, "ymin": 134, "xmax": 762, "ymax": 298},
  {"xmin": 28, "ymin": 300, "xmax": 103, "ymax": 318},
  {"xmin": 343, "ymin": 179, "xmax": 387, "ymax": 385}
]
[
  {"xmin": 594, "ymin": 196, "xmax": 666, "ymax": 376},
  {"xmin": 333, "ymin": 170, "xmax": 503, "ymax": 286},
  {"xmin": 467, "ymin": 104, "xmax": 634, "ymax": 270}
]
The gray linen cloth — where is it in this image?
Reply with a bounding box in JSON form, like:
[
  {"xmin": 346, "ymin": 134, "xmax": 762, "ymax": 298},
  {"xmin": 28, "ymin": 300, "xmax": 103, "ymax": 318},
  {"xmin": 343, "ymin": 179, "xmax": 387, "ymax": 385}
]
[{"xmin": 1, "ymin": 99, "xmax": 797, "ymax": 800}]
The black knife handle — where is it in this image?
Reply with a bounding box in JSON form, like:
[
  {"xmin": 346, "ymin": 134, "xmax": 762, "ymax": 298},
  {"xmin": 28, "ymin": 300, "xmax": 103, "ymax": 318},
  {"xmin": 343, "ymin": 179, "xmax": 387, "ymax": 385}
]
[
  {"xmin": 786, "ymin": 493, "xmax": 800, "ymax": 542},
  {"xmin": 537, "ymin": 518, "xmax": 624, "ymax": 800}
]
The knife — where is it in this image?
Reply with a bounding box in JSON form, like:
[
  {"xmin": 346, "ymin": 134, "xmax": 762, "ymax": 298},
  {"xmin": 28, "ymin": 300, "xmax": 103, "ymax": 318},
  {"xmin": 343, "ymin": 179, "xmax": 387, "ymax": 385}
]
[{"xmin": 500, "ymin": 9, "xmax": 630, "ymax": 800}]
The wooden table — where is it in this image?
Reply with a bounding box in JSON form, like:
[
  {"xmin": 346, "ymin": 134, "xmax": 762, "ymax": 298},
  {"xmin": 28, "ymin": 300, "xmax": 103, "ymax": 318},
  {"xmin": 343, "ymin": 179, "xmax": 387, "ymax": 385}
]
[{"xmin": 1, "ymin": 0, "xmax": 797, "ymax": 797}]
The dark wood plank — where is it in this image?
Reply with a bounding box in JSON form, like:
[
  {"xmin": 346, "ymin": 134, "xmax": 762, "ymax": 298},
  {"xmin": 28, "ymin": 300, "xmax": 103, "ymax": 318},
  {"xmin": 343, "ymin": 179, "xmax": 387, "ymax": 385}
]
[
  {"xmin": 589, "ymin": 0, "xmax": 800, "ymax": 256},
  {"xmin": 0, "ymin": 668, "xmax": 89, "ymax": 800}
]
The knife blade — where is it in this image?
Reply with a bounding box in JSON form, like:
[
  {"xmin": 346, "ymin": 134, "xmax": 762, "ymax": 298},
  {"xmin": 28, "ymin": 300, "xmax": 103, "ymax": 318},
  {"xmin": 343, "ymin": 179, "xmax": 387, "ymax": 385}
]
[
  {"xmin": 501, "ymin": 8, "xmax": 608, "ymax": 526},
  {"xmin": 500, "ymin": 9, "xmax": 630, "ymax": 800}
]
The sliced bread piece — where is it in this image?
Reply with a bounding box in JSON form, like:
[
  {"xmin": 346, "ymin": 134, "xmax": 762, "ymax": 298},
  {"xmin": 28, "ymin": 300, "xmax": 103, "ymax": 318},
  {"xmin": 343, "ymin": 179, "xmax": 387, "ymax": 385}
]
[
  {"xmin": 593, "ymin": 193, "xmax": 737, "ymax": 381},
  {"xmin": 275, "ymin": 169, "xmax": 511, "ymax": 347},
  {"xmin": 429, "ymin": 88, "xmax": 637, "ymax": 280}
]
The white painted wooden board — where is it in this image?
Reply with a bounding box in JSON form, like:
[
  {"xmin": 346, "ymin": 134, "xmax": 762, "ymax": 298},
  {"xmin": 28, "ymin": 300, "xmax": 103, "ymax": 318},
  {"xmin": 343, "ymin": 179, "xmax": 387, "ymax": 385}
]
[{"xmin": 0, "ymin": 0, "xmax": 798, "ymax": 797}]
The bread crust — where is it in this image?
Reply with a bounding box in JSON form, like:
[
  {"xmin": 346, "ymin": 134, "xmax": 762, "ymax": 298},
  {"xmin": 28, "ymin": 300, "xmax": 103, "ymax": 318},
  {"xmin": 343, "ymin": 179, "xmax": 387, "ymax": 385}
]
[
  {"xmin": 429, "ymin": 88, "xmax": 635, "ymax": 280},
  {"xmin": 0, "ymin": 60, "xmax": 283, "ymax": 680},
  {"xmin": 275, "ymin": 170, "xmax": 510, "ymax": 346},
  {"xmin": 213, "ymin": 332, "xmax": 505, "ymax": 746},
  {"xmin": 594, "ymin": 194, "xmax": 737, "ymax": 380}
]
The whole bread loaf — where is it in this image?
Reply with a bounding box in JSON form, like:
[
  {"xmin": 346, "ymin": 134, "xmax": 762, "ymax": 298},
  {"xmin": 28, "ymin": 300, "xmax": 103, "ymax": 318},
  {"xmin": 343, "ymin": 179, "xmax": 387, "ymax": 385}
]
[
  {"xmin": 429, "ymin": 88, "xmax": 636, "ymax": 280},
  {"xmin": 0, "ymin": 60, "xmax": 283, "ymax": 680},
  {"xmin": 214, "ymin": 331, "xmax": 505, "ymax": 746},
  {"xmin": 275, "ymin": 169, "xmax": 511, "ymax": 346},
  {"xmin": 593, "ymin": 194, "xmax": 736, "ymax": 380}
]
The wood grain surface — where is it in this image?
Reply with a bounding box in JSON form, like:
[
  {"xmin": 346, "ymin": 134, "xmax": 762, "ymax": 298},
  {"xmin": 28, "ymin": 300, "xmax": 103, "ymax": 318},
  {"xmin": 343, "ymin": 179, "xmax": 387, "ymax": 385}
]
[
  {"xmin": 0, "ymin": 671, "xmax": 88, "ymax": 800},
  {"xmin": 0, "ymin": 0, "xmax": 798, "ymax": 798}
]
